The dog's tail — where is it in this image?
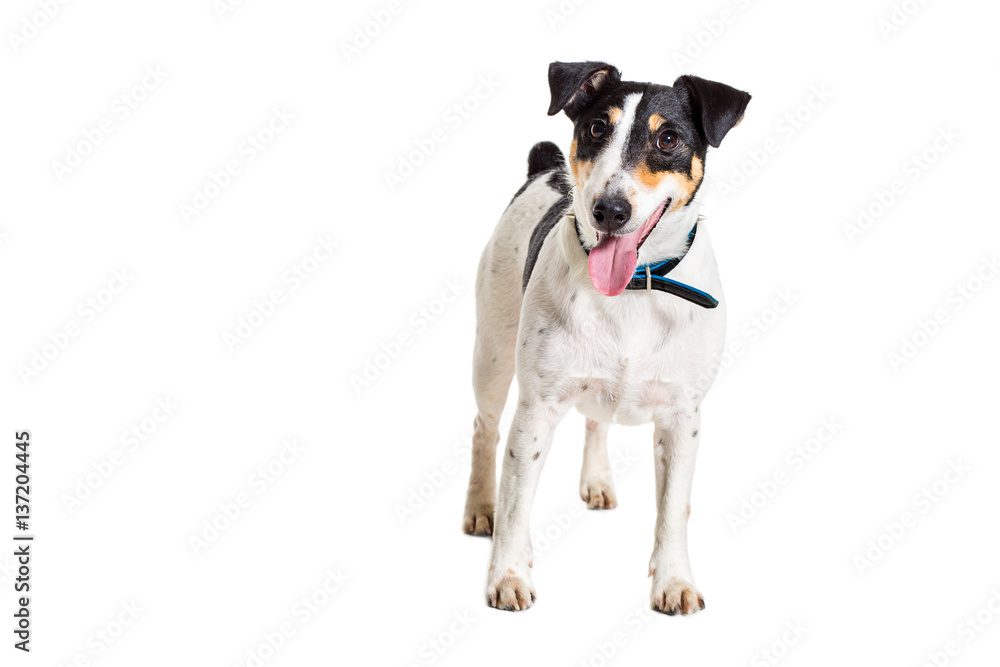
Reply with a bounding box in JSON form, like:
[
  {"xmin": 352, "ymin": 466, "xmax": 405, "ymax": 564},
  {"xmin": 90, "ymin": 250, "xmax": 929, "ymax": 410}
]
[{"xmin": 526, "ymin": 141, "xmax": 566, "ymax": 178}]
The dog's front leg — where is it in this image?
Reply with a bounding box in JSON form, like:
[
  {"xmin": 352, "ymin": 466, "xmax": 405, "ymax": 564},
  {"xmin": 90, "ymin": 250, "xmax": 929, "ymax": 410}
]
[
  {"xmin": 486, "ymin": 399, "xmax": 566, "ymax": 611},
  {"xmin": 649, "ymin": 412, "xmax": 705, "ymax": 615}
]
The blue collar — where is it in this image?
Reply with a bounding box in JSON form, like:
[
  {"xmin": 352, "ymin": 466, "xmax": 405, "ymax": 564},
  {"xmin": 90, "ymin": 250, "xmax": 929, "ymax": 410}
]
[
  {"xmin": 628, "ymin": 223, "xmax": 718, "ymax": 309},
  {"xmin": 575, "ymin": 218, "xmax": 719, "ymax": 309}
]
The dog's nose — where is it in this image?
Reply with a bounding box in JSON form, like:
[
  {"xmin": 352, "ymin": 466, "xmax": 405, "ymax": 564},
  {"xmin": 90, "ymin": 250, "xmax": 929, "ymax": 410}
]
[{"xmin": 592, "ymin": 197, "xmax": 632, "ymax": 232}]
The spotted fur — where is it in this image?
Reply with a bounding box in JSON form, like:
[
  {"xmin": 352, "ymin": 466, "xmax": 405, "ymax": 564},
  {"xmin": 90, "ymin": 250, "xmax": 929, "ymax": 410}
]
[{"xmin": 463, "ymin": 61, "xmax": 750, "ymax": 615}]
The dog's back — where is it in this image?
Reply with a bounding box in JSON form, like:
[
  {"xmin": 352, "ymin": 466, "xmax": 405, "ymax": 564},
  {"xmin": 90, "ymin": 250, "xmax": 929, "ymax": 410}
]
[{"xmin": 473, "ymin": 142, "xmax": 571, "ymax": 353}]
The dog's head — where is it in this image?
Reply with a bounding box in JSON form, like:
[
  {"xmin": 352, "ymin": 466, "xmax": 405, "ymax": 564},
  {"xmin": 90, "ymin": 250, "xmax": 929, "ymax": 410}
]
[{"xmin": 547, "ymin": 61, "xmax": 750, "ymax": 296}]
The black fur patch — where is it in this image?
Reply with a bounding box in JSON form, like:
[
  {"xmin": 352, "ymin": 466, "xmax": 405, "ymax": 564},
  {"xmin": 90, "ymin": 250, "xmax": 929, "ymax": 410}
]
[
  {"xmin": 547, "ymin": 168, "xmax": 571, "ymax": 196},
  {"xmin": 528, "ymin": 141, "xmax": 565, "ymax": 178},
  {"xmin": 522, "ymin": 191, "xmax": 571, "ymax": 292},
  {"xmin": 506, "ymin": 144, "xmax": 570, "ymax": 209},
  {"xmin": 676, "ymin": 75, "xmax": 751, "ymax": 148},
  {"xmin": 517, "ymin": 142, "xmax": 573, "ymax": 292}
]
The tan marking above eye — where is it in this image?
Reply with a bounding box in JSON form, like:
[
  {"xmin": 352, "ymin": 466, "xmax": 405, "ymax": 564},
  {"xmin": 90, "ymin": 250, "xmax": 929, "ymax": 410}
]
[
  {"xmin": 648, "ymin": 113, "xmax": 666, "ymax": 133},
  {"xmin": 607, "ymin": 107, "xmax": 623, "ymax": 124}
]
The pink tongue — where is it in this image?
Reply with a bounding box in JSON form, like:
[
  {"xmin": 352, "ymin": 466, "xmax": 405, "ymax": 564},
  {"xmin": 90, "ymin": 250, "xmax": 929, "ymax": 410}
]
[{"xmin": 588, "ymin": 227, "xmax": 643, "ymax": 296}]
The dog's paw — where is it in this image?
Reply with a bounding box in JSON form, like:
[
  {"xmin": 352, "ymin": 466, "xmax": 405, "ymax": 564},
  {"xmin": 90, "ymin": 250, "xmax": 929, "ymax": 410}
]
[
  {"xmin": 486, "ymin": 573, "xmax": 536, "ymax": 611},
  {"xmin": 650, "ymin": 577, "xmax": 704, "ymax": 616},
  {"xmin": 580, "ymin": 478, "xmax": 617, "ymax": 509},
  {"xmin": 462, "ymin": 501, "xmax": 494, "ymax": 536}
]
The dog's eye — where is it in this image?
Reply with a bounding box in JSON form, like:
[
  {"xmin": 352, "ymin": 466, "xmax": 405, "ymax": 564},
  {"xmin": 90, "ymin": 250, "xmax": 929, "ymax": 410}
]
[
  {"xmin": 656, "ymin": 131, "xmax": 678, "ymax": 151},
  {"xmin": 589, "ymin": 119, "xmax": 607, "ymax": 139}
]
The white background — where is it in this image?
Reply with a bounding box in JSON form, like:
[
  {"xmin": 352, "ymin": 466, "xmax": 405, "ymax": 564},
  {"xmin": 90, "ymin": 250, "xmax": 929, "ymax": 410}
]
[{"xmin": 1, "ymin": 0, "xmax": 999, "ymax": 665}]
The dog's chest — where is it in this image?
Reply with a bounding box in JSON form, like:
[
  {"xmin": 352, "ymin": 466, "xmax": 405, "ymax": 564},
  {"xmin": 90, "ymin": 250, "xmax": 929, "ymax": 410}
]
[{"xmin": 528, "ymin": 290, "xmax": 711, "ymax": 425}]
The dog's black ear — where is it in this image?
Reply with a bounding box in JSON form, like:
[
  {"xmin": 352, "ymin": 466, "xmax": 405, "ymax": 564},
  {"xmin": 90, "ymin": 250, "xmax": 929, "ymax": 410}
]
[
  {"xmin": 547, "ymin": 61, "xmax": 620, "ymax": 119},
  {"xmin": 674, "ymin": 75, "xmax": 751, "ymax": 148}
]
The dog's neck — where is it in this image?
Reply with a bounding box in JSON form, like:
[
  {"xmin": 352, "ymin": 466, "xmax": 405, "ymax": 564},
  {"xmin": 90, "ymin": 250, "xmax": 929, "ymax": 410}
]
[{"xmin": 569, "ymin": 192, "xmax": 702, "ymax": 267}]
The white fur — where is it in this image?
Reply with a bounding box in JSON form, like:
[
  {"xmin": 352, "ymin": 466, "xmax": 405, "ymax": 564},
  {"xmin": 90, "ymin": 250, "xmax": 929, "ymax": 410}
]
[{"xmin": 464, "ymin": 99, "xmax": 726, "ymax": 615}]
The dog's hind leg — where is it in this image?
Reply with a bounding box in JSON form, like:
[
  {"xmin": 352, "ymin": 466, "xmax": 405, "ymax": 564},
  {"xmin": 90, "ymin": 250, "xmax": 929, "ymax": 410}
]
[
  {"xmin": 463, "ymin": 147, "xmax": 567, "ymax": 535},
  {"xmin": 580, "ymin": 419, "xmax": 617, "ymax": 509},
  {"xmin": 463, "ymin": 333, "xmax": 515, "ymax": 535},
  {"xmin": 463, "ymin": 256, "xmax": 520, "ymax": 535}
]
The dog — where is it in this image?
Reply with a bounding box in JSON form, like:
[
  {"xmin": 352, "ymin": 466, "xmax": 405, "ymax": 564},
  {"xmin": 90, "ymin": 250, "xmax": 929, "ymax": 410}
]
[{"xmin": 462, "ymin": 61, "xmax": 750, "ymax": 614}]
